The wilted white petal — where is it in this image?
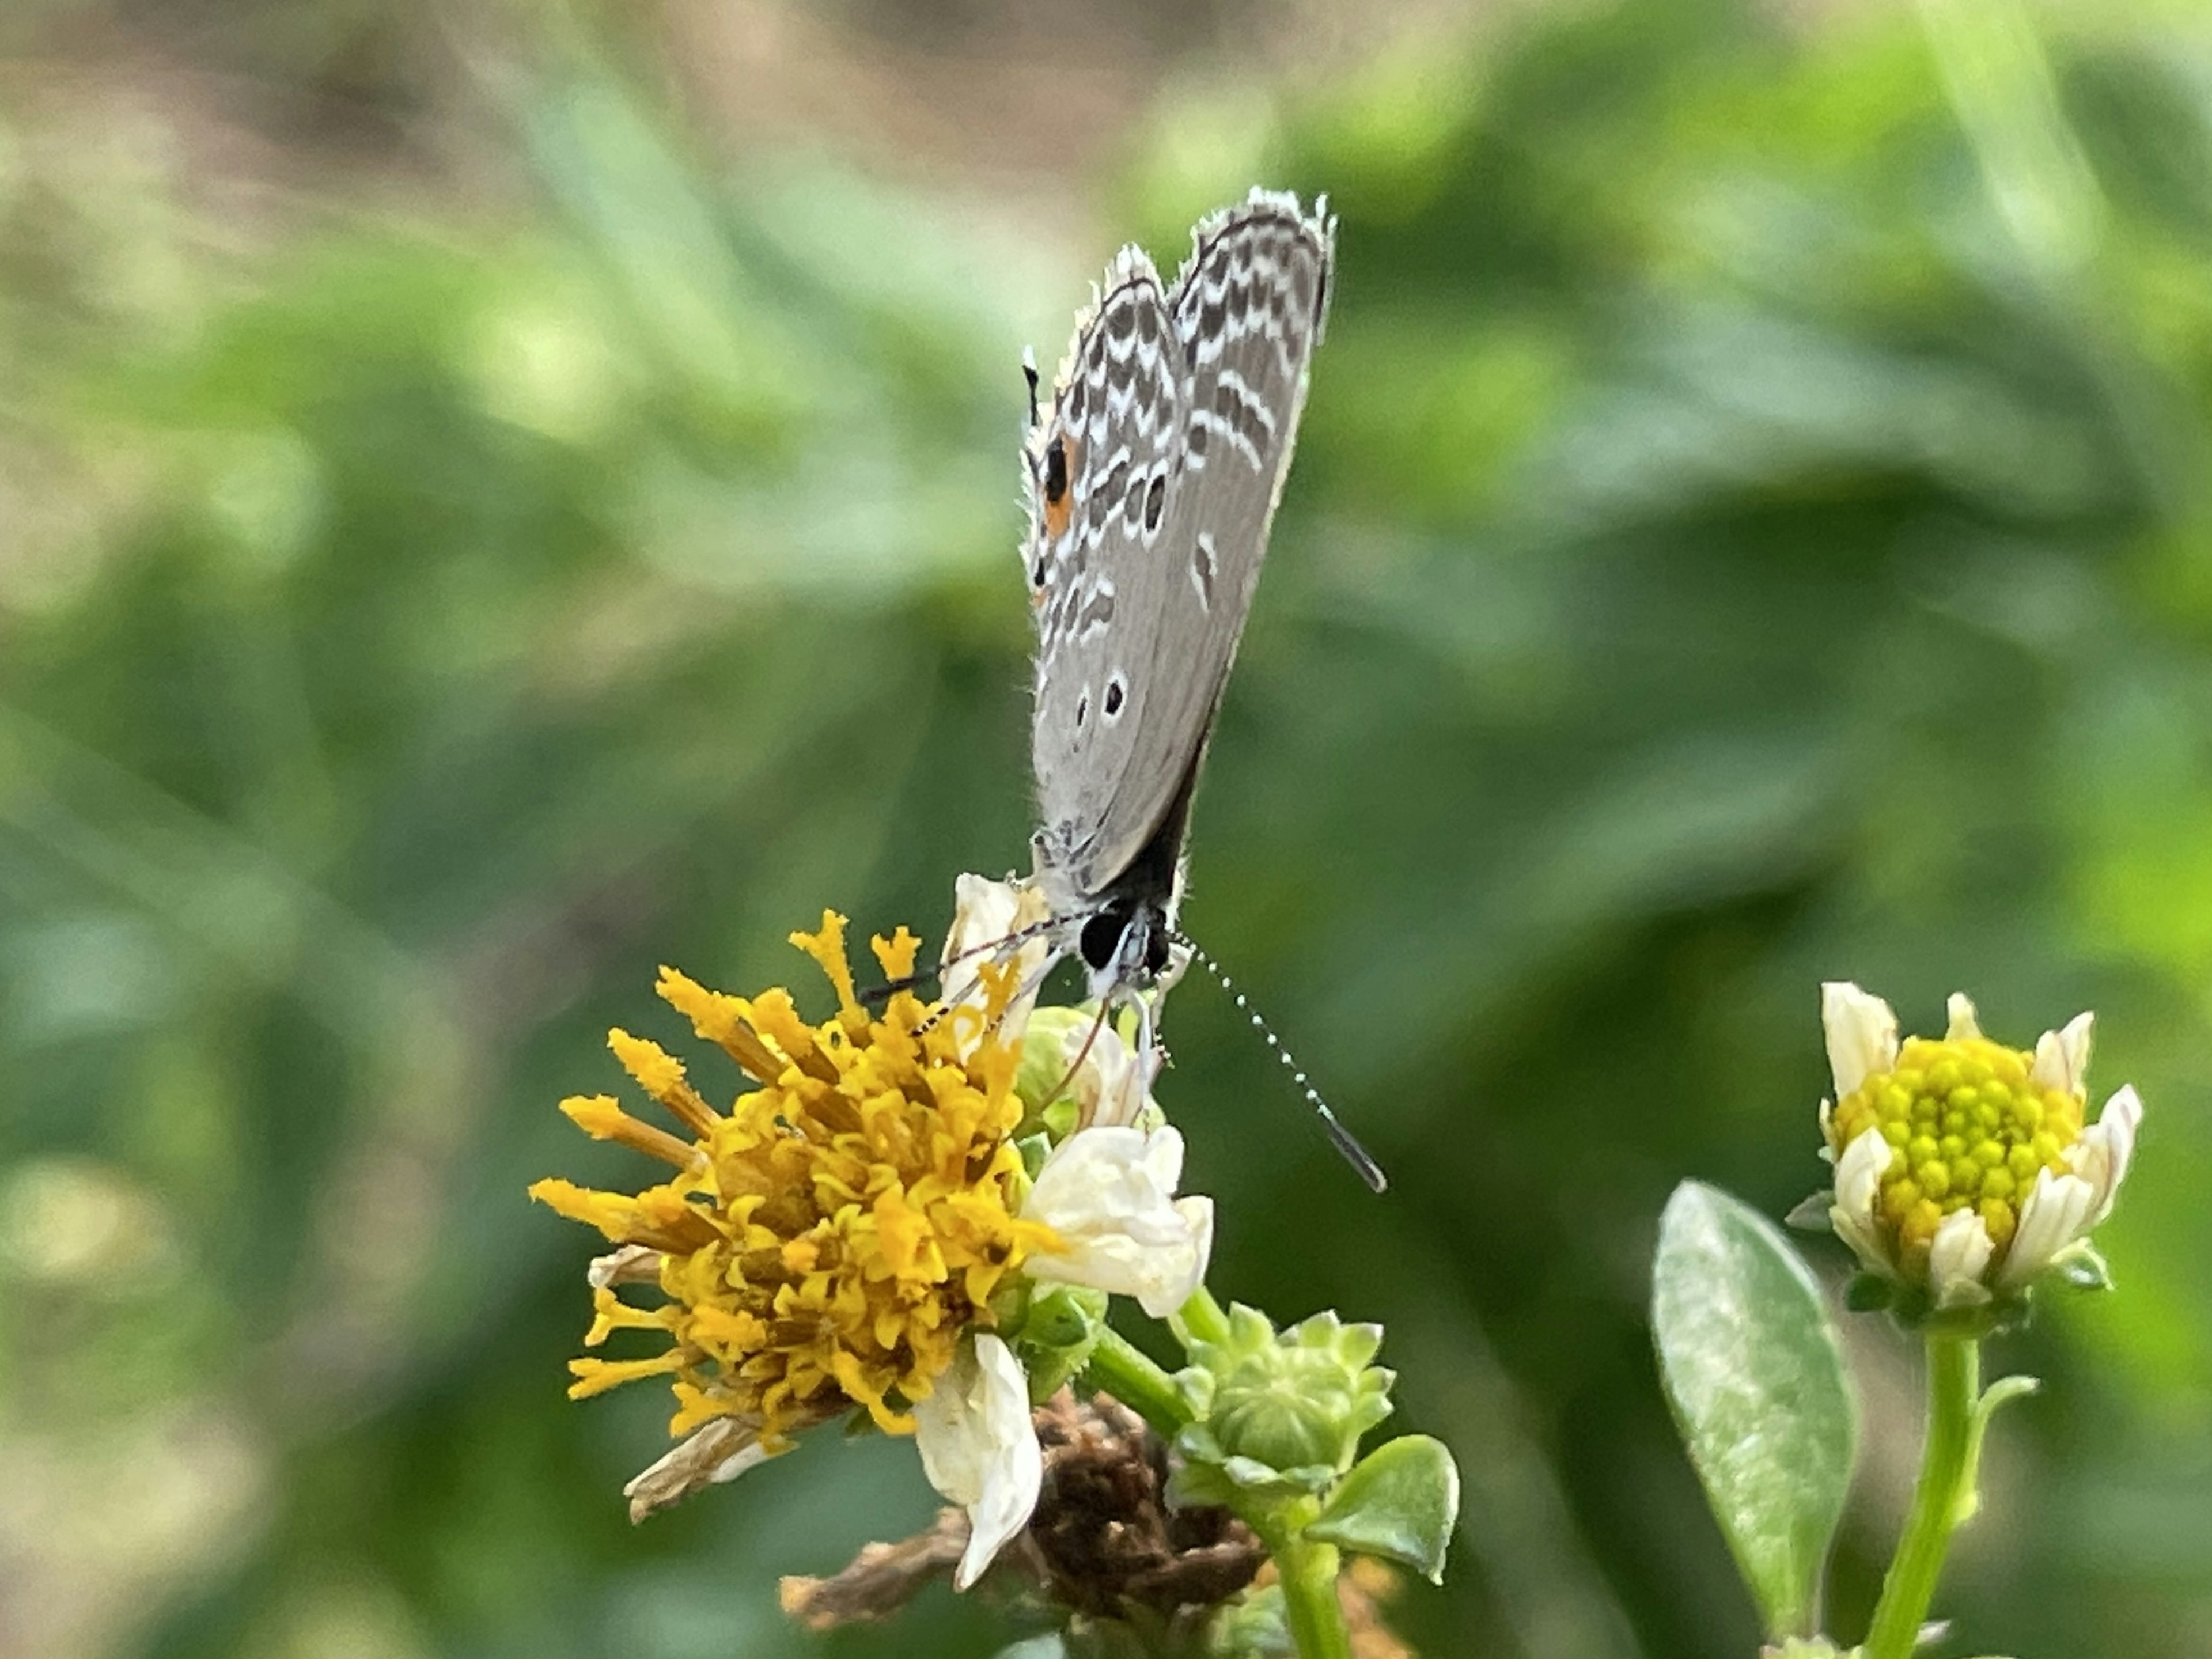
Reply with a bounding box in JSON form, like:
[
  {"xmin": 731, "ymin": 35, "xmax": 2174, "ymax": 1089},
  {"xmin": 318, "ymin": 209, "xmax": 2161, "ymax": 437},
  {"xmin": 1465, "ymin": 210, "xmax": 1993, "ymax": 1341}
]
[
  {"xmin": 1822, "ymin": 983, "xmax": 1899, "ymax": 1099},
  {"xmin": 1829, "ymin": 1127, "xmax": 1895, "ymax": 1274},
  {"xmin": 943, "ymin": 873, "xmax": 1051, "ymax": 1048},
  {"xmin": 2000, "ymin": 1167, "xmax": 2097, "ymax": 1291},
  {"xmin": 1944, "ymin": 993, "xmax": 1982, "ymax": 1041},
  {"xmin": 588, "ymin": 1243, "xmax": 664, "ymax": 1289},
  {"xmin": 914, "ymin": 1334, "xmax": 1041, "ymax": 1590},
  {"xmin": 2027, "ymin": 1011, "xmax": 2094, "ymax": 1098},
  {"xmin": 1022, "ymin": 1125, "xmax": 1213, "ymax": 1317},
  {"xmin": 2067, "ymin": 1084, "xmax": 2142, "ymax": 1229},
  {"xmin": 623, "ymin": 1416, "xmax": 770, "ymax": 1521},
  {"xmin": 1927, "ymin": 1209, "xmax": 1995, "ymax": 1309}
]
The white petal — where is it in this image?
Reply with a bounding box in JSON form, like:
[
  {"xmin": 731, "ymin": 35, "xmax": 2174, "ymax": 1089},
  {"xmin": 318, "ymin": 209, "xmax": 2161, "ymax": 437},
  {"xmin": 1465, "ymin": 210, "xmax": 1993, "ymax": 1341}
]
[
  {"xmin": 2028, "ymin": 1011, "xmax": 2094, "ymax": 1098},
  {"xmin": 1944, "ymin": 993, "xmax": 1983, "ymax": 1041},
  {"xmin": 2000, "ymin": 1168, "xmax": 2097, "ymax": 1290},
  {"xmin": 1828, "ymin": 1127, "xmax": 1896, "ymax": 1274},
  {"xmin": 913, "ymin": 1335, "xmax": 1041, "ymax": 1590},
  {"xmin": 1175, "ymin": 1195, "xmax": 1215, "ymax": 1283},
  {"xmin": 588, "ymin": 1244, "xmax": 664, "ymax": 1289},
  {"xmin": 2066, "ymin": 1084, "xmax": 2142, "ymax": 1229},
  {"xmin": 942, "ymin": 874, "xmax": 1051, "ymax": 1049},
  {"xmin": 1822, "ymin": 982, "xmax": 1899, "ymax": 1099},
  {"xmin": 1067, "ymin": 1018, "xmax": 1161, "ymax": 1131},
  {"xmin": 1927, "ymin": 1208, "xmax": 1995, "ymax": 1309},
  {"xmin": 623, "ymin": 1416, "xmax": 768, "ymax": 1522},
  {"xmin": 1021, "ymin": 1125, "xmax": 1212, "ymax": 1317}
]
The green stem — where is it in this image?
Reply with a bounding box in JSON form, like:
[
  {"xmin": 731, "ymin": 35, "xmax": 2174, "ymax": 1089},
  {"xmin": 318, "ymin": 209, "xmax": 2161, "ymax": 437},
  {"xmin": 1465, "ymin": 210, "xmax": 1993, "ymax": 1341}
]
[
  {"xmin": 1863, "ymin": 1332, "xmax": 1982, "ymax": 1659},
  {"xmin": 1079, "ymin": 1325, "xmax": 1191, "ymax": 1438},
  {"xmin": 1253, "ymin": 1506, "xmax": 1352, "ymax": 1659},
  {"xmin": 1178, "ymin": 1285, "xmax": 1233, "ymax": 1348}
]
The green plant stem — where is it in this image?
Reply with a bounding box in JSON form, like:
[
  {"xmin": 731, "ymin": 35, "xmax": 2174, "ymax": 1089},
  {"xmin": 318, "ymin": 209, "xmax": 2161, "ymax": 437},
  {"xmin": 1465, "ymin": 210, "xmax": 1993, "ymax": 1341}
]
[
  {"xmin": 1179, "ymin": 1285, "xmax": 1233, "ymax": 1347},
  {"xmin": 1253, "ymin": 1506, "xmax": 1353, "ymax": 1659},
  {"xmin": 1078, "ymin": 1325, "xmax": 1191, "ymax": 1438},
  {"xmin": 1863, "ymin": 1332, "xmax": 1981, "ymax": 1659}
]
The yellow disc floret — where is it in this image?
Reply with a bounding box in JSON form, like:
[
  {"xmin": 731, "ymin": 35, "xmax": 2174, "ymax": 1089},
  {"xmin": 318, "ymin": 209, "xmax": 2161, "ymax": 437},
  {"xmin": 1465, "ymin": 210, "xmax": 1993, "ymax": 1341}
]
[
  {"xmin": 1826, "ymin": 1033, "xmax": 2082, "ymax": 1275},
  {"xmin": 528, "ymin": 914, "xmax": 1056, "ymax": 1448}
]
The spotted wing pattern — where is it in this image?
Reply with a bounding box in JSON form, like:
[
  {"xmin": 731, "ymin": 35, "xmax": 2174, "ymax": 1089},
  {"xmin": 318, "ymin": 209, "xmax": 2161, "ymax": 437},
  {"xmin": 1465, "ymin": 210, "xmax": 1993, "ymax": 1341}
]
[
  {"xmin": 1023, "ymin": 245, "xmax": 1188, "ymax": 902},
  {"xmin": 1024, "ymin": 190, "xmax": 1334, "ymax": 908}
]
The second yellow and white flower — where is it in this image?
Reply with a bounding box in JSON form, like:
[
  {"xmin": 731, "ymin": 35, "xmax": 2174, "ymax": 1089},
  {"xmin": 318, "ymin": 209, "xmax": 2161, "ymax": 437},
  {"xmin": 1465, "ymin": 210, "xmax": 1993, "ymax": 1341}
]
[{"xmin": 1812, "ymin": 982, "xmax": 2141, "ymax": 1310}]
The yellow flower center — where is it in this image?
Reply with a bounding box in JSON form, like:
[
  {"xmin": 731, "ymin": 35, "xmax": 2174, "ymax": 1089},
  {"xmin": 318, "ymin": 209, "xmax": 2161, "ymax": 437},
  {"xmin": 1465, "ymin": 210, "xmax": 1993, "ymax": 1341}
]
[
  {"xmin": 1827, "ymin": 1035, "xmax": 2082, "ymax": 1272},
  {"xmin": 528, "ymin": 914, "xmax": 1056, "ymax": 1446}
]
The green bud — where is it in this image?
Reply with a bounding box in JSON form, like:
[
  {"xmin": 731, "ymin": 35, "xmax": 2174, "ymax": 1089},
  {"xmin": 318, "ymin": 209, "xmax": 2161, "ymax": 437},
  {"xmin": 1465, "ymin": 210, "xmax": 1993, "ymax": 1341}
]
[
  {"xmin": 1015, "ymin": 1007, "xmax": 1092, "ymax": 1114},
  {"xmin": 1013, "ymin": 1284, "xmax": 1109, "ymax": 1401},
  {"xmin": 1171, "ymin": 1304, "xmax": 1395, "ymax": 1504},
  {"xmin": 1202, "ymin": 1582, "xmax": 1289, "ymax": 1658}
]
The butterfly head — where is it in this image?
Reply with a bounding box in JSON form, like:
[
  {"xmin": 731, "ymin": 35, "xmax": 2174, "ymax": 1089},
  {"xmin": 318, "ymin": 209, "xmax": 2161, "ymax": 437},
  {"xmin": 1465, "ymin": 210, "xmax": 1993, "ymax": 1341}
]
[{"xmin": 1078, "ymin": 897, "xmax": 1174, "ymax": 997}]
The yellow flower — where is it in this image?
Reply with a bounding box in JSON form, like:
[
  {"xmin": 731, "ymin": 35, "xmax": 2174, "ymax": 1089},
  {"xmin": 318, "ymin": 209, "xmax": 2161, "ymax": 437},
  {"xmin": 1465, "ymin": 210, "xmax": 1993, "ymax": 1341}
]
[
  {"xmin": 531, "ymin": 873, "xmax": 1218, "ymax": 1593},
  {"xmin": 1812, "ymin": 983, "xmax": 2142, "ymax": 1310},
  {"xmin": 529, "ymin": 910, "xmax": 1057, "ymax": 1508}
]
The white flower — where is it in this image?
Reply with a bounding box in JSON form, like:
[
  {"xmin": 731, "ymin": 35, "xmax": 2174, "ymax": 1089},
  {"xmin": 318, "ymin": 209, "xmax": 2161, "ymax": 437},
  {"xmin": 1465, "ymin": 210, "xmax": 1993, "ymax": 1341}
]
[
  {"xmin": 906, "ymin": 1122, "xmax": 1217, "ymax": 1588},
  {"xmin": 943, "ymin": 872, "xmax": 1051, "ymax": 1047},
  {"xmin": 1808, "ymin": 983, "xmax": 2144, "ymax": 1309},
  {"xmin": 1022, "ymin": 1124, "xmax": 1215, "ymax": 1317},
  {"xmin": 913, "ymin": 1333, "xmax": 1042, "ymax": 1590}
]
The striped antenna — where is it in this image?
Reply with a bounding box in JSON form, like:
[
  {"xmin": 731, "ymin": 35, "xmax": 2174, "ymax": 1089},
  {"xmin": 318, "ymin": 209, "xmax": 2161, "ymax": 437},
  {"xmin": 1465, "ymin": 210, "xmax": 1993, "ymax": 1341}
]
[{"xmin": 1172, "ymin": 934, "xmax": 1388, "ymax": 1195}]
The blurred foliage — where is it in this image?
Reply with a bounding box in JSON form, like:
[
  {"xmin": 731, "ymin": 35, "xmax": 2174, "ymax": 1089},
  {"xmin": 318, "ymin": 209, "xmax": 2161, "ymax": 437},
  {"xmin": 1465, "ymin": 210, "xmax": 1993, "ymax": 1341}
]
[{"xmin": 3, "ymin": 1, "xmax": 2210, "ymax": 1656}]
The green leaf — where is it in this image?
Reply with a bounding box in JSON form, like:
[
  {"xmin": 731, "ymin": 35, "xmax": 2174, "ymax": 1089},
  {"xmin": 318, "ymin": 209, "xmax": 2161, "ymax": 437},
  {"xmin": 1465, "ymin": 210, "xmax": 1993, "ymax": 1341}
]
[
  {"xmin": 1306, "ymin": 1434, "xmax": 1461, "ymax": 1585},
  {"xmin": 1652, "ymin": 1181, "xmax": 1857, "ymax": 1638}
]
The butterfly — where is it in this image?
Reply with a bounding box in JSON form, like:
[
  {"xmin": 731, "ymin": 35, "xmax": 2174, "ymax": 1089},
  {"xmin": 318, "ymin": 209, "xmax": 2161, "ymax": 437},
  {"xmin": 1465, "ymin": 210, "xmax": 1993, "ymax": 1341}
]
[{"xmin": 1020, "ymin": 188, "xmax": 1334, "ymax": 1009}]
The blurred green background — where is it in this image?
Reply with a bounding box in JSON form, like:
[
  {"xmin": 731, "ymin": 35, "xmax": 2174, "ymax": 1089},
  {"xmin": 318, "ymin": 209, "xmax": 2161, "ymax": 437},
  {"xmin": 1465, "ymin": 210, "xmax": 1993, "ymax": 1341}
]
[{"xmin": 3, "ymin": 0, "xmax": 2209, "ymax": 1654}]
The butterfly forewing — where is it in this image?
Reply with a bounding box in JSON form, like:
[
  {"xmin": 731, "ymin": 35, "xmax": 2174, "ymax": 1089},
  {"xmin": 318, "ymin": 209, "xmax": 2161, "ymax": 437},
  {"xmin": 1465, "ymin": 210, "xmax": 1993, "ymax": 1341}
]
[
  {"xmin": 1026, "ymin": 192, "xmax": 1334, "ymax": 904},
  {"xmin": 1027, "ymin": 247, "xmax": 1190, "ymax": 897}
]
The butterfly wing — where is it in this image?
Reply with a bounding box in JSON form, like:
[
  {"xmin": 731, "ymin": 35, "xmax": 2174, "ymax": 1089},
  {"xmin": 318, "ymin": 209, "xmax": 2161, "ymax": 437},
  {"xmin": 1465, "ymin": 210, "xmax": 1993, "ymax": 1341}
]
[
  {"xmin": 1027, "ymin": 192, "xmax": 1334, "ymax": 905},
  {"xmin": 1025, "ymin": 246, "xmax": 1191, "ymax": 902}
]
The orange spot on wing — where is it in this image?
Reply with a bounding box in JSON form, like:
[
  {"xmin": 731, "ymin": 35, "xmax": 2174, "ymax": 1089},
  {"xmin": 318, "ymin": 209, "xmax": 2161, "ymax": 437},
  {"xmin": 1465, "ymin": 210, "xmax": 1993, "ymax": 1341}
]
[{"xmin": 1041, "ymin": 431, "xmax": 1080, "ymax": 542}]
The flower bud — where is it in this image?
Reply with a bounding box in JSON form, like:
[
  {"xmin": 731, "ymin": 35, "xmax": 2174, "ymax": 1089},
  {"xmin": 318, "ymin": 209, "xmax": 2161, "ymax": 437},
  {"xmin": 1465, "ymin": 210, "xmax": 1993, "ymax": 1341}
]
[{"xmin": 1172, "ymin": 1305, "xmax": 1396, "ymax": 1502}]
